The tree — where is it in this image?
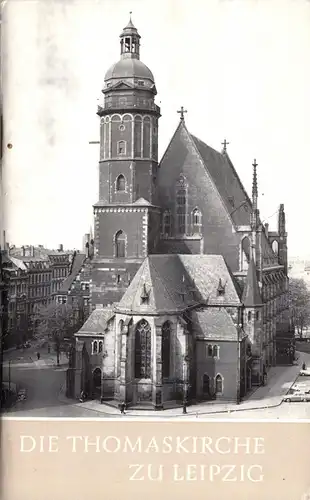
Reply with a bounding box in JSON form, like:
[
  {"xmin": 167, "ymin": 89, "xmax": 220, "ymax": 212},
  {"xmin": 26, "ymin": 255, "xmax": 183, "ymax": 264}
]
[
  {"xmin": 289, "ymin": 278, "xmax": 310, "ymax": 338},
  {"xmin": 32, "ymin": 302, "xmax": 84, "ymax": 365}
]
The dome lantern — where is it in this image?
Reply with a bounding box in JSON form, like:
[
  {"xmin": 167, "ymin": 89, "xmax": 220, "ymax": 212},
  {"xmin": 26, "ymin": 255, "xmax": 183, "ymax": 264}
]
[{"xmin": 120, "ymin": 13, "xmax": 141, "ymax": 60}]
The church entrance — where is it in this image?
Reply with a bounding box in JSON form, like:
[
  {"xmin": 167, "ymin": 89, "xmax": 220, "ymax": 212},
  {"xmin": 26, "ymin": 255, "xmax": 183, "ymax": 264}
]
[
  {"xmin": 92, "ymin": 368, "xmax": 102, "ymax": 398},
  {"xmin": 202, "ymin": 374, "xmax": 211, "ymax": 400}
]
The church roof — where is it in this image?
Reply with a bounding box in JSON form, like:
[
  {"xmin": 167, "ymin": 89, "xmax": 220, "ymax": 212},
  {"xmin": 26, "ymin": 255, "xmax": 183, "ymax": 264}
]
[
  {"xmin": 115, "ymin": 254, "xmax": 241, "ymax": 314},
  {"xmin": 193, "ymin": 308, "xmax": 245, "ymax": 341},
  {"xmin": 190, "ymin": 133, "xmax": 252, "ymax": 226},
  {"xmin": 104, "ymin": 58, "xmax": 154, "ymax": 82},
  {"xmin": 242, "ymin": 259, "xmax": 263, "ymax": 307},
  {"xmin": 77, "ymin": 305, "xmax": 114, "ymax": 336}
]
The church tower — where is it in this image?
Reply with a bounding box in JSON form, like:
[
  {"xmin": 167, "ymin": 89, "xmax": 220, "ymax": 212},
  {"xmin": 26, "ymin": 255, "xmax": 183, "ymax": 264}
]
[{"xmin": 92, "ymin": 16, "xmax": 161, "ymax": 307}]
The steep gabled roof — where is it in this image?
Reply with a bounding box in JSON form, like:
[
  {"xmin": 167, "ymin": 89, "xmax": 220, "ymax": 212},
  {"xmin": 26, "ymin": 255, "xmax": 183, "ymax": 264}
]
[
  {"xmin": 116, "ymin": 254, "xmax": 241, "ymax": 314},
  {"xmin": 190, "ymin": 134, "xmax": 252, "ymax": 226},
  {"xmin": 57, "ymin": 253, "xmax": 86, "ymax": 294},
  {"xmin": 193, "ymin": 307, "xmax": 246, "ymax": 341},
  {"xmin": 77, "ymin": 305, "xmax": 114, "ymax": 336},
  {"xmin": 242, "ymin": 259, "xmax": 263, "ymax": 307}
]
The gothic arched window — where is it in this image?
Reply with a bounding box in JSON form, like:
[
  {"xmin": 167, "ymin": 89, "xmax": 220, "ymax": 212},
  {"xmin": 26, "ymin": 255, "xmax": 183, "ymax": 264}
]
[
  {"xmin": 240, "ymin": 237, "xmax": 250, "ymax": 271},
  {"xmin": 176, "ymin": 176, "xmax": 187, "ymax": 234},
  {"xmin": 207, "ymin": 344, "xmax": 213, "ymax": 357},
  {"xmin": 92, "ymin": 341, "xmax": 98, "ymax": 354},
  {"xmin": 115, "ymin": 230, "xmax": 126, "ymax": 258},
  {"xmin": 116, "ymin": 174, "xmax": 126, "ymax": 191},
  {"xmin": 215, "ymin": 374, "xmax": 223, "ymax": 394},
  {"xmin": 272, "ymin": 240, "xmax": 279, "ymax": 255},
  {"xmin": 135, "ymin": 319, "xmax": 151, "ymax": 378},
  {"xmin": 213, "ymin": 345, "xmax": 219, "ymax": 358},
  {"xmin": 162, "ymin": 321, "xmax": 171, "ymax": 378},
  {"xmin": 192, "ymin": 208, "xmax": 202, "ymax": 233}
]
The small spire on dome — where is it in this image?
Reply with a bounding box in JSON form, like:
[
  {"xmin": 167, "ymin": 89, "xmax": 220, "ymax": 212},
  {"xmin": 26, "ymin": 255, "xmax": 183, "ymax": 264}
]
[{"xmin": 124, "ymin": 11, "xmax": 137, "ymax": 30}]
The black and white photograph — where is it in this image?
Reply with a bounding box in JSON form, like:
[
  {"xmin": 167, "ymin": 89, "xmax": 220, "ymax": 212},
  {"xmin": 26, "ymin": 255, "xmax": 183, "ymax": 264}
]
[{"xmin": 1, "ymin": 0, "xmax": 310, "ymax": 425}]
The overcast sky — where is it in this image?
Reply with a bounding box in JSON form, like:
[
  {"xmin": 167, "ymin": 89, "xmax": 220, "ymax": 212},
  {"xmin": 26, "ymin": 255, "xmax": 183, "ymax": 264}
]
[{"xmin": 2, "ymin": 0, "xmax": 310, "ymax": 256}]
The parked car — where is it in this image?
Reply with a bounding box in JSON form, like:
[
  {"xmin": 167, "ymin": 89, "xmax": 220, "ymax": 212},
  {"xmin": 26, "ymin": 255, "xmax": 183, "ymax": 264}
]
[
  {"xmin": 17, "ymin": 388, "xmax": 27, "ymax": 401},
  {"xmin": 299, "ymin": 369, "xmax": 310, "ymax": 376},
  {"xmin": 283, "ymin": 393, "xmax": 310, "ymax": 402}
]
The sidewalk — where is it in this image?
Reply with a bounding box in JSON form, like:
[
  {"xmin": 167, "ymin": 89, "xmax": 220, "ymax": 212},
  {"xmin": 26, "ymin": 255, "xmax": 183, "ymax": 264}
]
[{"xmin": 58, "ymin": 351, "xmax": 310, "ymax": 418}]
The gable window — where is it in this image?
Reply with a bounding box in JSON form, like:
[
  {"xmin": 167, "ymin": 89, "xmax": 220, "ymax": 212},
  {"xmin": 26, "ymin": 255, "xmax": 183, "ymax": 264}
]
[
  {"xmin": 207, "ymin": 344, "xmax": 213, "ymax": 357},
  {"xmin": 192, "ymin": 208, "xmax": 202, "ymax": 233},
  {"xmin": 213, "ymin": 345, "xmax": 219, "ymax": 358},
  {"xmin": 92, "ymin": 341, "xmax": 98, "ymax": 354},
  {"xmin": 215, "ymin": 374, "xmax": 223, "ymax": 394},
  {"xmin": 135, "ymin": 319, "xmax": 151, "ymax": 378},
  {"xmin": 116, "ymin": 174, "xmax": 126, "ymax": 191},
  {"xmin": 98, "ymin": 341, "xmax": 103, "ymax": 354},
  {"xmin": 162, "ymin": 210, "xmax": 171, "ymax": 236},
  {"xmin": 117, "ymin": 140, "xmax": 126, "ymax": 155},
  {"xmin": 176, "ymin": 177, "xmax": 187, "ymax": 235},
  {"xmin": 162, "ymin": 321, "xmax": 171, "ymax": 378},
  {"xmin": 115, "ymin": 230, "xmax": 126, "ymax": 258}
]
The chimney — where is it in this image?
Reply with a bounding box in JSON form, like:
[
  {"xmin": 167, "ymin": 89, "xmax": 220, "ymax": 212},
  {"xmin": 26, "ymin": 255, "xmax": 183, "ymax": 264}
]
[
  {"xmin": 264, "ymin": 223, "xmax": 269, "ymax": 237},
  {"xmin": 32, "ymin": 245, "xmax": 35, "ymax": 257},
  {"xmin": 58, "ymin": 244, "xmax": 63, "ymax": 252},
  {"xmin": 22, "ymin": 245, "xmax": 25, "ymax": 257}
]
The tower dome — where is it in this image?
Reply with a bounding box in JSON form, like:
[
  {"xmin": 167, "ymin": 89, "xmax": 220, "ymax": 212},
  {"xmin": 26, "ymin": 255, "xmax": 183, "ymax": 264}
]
[{"xmin": 104, "ymin": 16, "xmax": 155, "ymax": 84}]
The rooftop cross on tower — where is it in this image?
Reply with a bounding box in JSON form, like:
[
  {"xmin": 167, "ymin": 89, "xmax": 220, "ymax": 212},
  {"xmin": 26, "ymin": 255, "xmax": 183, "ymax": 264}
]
[
  {"xmin": 221, "ymin": 138, "xmax": 230, "ymax": 153},
  {"xmin": 177, "ymin": 106, "xmax": 187, "ymax": 121}
]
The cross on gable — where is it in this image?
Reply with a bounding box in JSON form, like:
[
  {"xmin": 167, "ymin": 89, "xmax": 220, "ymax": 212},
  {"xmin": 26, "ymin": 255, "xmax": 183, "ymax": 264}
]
[
  {"xmin": 252, "ymin": 158, "xmax": 258, "ymax": 168},
  {"xmin": 221, "ymin": 138, "xmax": 230, "ymax": 153},
  {"xmin": 177, "ymin": 106, "xmax": 187, "ymax": 120}
]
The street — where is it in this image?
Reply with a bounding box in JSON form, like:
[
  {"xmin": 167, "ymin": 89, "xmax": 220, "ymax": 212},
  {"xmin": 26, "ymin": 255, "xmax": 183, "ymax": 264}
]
[
  {"xmin": 1, "ymin": 345, "xmax": 110, "ymax": 418},
  {"xmin": 2, "ymin": 342, "xmax": 310, "ymax": 420}
]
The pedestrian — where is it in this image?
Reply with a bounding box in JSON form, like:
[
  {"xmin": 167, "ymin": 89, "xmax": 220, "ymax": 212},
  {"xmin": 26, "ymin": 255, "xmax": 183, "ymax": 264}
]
[
  {"xmin": 120, "ymin": 401, "xmax": 126, "ymax": 414},
  {"xmin": 302, "ymin": 362, "xmax": 306, "ymax": 370},
  {"xmin": 182, "ymin": 401, "xmax": 187, "ymax": 414},
  {"xmin": 37, "ymin": 352, "xmax": 40, "ymax": 360}
]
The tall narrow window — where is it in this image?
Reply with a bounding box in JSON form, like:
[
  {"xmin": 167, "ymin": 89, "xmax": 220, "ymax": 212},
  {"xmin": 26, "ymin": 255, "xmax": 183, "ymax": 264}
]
[
  {"xmin": 215, "ymin": 374, "xmax": 223, "ymax": 394},
  {"xmin": 135, "ymin": 319, "xmax": 151, "ymax": 378},
  {"xmin": 162, "ymin": 321, "xmax": 171, "ymax": 378},
  {"xmin": 117, "ymin": 140, "xmax": 126, "ymax": 155},
  {"xmin": 176, "ymin": 177, "xmax": 187, "ymax": 235},
  {"xmin": 116, "ymin": 174, "xmax": 126, "ymax": 191},
  {"xmin": 115, "ymin": 231, "xmax": 126, "ymax": 258},
  {"xmin": 162, "ymin": 210, "xmax": 171, "ymax": 236},
  {"xmin": 241, "ymin": 237, "xmax": 250, "ymax": 271},
  {"xmin": 192, "ymin": 208, "xmax": 202, "ymax": 233}
]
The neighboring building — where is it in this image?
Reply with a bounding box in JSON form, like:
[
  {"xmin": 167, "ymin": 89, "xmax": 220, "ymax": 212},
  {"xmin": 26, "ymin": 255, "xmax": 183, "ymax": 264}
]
[
  {"xmin": 69, "ymin": 17, "xmax": 291, "ymax": 409},
  {"xmin": 1, "ymin": 255, "xmax": 29, "ymax": 348},
  {"xmin": 56, "ymin": 239, "xmax": 94, "ymax": 322},
  {"xmin": 48, "ymin": 245, "xmax": 72, "ymax": 298},
  {"xmin": 3, "ymin": 244, "xmax": 73, "ymax": 345}
]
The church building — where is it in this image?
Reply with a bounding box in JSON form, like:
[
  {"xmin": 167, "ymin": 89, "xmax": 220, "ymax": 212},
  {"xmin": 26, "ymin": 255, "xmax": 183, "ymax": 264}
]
[{"xmin": 67, "ymin": 17, "xmax": 292, "ymax": 409}]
